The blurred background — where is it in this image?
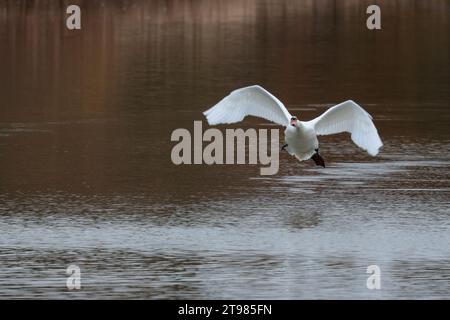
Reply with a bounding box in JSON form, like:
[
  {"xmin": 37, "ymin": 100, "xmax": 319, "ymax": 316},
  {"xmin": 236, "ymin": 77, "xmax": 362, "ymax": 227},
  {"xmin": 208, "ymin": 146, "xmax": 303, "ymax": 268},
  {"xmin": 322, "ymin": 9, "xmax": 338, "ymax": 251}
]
[{"xmin": 0, "ymin": 0, "xmax": 449, "ymax": 299}]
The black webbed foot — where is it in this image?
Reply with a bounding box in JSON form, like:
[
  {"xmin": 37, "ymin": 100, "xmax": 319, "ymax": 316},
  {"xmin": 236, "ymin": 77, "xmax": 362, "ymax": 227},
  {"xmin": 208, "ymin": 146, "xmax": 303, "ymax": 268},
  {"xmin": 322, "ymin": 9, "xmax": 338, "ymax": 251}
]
[{"xmin": 311, "ymin": 149, "xmax": 325, "ymax": 168}]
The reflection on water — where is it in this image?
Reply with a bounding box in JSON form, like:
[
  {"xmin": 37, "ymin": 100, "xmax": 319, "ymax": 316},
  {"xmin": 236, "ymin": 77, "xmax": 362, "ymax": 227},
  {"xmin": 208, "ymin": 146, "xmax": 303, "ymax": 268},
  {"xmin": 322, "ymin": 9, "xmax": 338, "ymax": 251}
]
[{"xmin": 0, "ymin": 0, "xmax": 449, "ymax": 299}]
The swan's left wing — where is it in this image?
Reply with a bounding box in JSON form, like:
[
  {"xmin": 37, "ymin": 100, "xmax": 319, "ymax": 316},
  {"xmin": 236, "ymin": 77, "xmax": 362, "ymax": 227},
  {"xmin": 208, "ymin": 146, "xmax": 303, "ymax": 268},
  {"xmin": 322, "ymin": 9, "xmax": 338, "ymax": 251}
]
[{"xmin": 306, "ymin": 100, "xmax": 383, "ymax": 156}]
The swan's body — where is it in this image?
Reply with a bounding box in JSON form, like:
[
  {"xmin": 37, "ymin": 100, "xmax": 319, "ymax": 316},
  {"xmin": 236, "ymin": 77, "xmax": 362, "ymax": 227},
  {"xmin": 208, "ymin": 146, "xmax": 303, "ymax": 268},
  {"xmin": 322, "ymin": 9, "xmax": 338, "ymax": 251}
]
[
  {"xmin": 203, "ymin": 85, "xmax": 383, "ymax": 167},
  {"xmin": 284, "ymin": 122, "xmax": 319, "ymax": 161}
]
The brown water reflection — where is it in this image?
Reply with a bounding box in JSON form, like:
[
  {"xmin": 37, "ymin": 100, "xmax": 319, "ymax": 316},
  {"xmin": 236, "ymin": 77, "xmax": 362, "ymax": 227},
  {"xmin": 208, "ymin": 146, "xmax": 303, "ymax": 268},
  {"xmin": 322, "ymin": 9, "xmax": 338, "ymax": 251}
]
[{"xmin": 0, "ymin": 0, "xmax": 449, "ymax": 299}]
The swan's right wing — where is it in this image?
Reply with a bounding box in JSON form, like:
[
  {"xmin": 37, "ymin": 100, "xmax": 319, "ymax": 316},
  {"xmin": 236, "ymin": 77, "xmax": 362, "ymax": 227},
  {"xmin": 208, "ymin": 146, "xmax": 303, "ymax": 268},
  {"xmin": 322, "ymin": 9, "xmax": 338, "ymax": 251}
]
[{"xmin": 203, "ymin": 85, "xmax": 292, "ymax": 126}]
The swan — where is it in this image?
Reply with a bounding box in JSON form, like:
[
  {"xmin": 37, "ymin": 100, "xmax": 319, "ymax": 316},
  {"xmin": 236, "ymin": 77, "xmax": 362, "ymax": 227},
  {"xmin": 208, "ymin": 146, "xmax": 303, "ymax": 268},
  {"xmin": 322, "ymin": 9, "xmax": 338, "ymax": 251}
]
[{"xmin": 203, "ymin": 85, "xmax": 383, "ymax": 167}]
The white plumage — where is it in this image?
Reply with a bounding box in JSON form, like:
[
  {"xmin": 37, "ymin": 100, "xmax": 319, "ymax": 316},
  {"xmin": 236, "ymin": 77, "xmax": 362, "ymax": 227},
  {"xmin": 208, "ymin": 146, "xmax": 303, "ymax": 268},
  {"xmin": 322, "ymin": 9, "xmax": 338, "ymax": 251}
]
[
  {"xmin": 203, "ymin": 86, "xmax": 291, "ymax": 126},
  {"xmin": 306, "ymin": 100, "xmax": 383, "ymax": 156},
  {"xmin": 203, "ymin": 85, "xmax": 383, "ymax": 166}
]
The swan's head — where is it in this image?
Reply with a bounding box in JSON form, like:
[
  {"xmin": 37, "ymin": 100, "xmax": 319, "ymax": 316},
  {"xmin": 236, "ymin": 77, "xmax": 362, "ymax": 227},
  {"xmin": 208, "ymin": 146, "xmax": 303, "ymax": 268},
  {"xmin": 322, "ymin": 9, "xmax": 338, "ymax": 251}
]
[{"xmin": 290, "ymin": 116, "xmax": 298, "ymax": 127}]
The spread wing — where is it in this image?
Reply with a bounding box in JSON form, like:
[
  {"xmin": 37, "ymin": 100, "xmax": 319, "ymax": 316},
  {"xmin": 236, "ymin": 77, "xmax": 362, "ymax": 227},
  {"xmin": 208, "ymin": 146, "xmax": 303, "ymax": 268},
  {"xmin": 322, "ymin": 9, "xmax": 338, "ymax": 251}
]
[
  {"xmin": 306, "ymin": 100, "xmax": 383, "ymax": 156},
  {"xmin": 203, "ymin": 85, "xmax": 292, "ymax": 126}
]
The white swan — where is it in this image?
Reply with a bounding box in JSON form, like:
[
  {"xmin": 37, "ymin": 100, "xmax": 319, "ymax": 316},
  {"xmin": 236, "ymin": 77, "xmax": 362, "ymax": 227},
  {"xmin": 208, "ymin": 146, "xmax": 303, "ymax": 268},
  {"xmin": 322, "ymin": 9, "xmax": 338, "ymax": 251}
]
[{"xmin": 203, "ymin": 85, "xmax": 383, "ymax": 167}]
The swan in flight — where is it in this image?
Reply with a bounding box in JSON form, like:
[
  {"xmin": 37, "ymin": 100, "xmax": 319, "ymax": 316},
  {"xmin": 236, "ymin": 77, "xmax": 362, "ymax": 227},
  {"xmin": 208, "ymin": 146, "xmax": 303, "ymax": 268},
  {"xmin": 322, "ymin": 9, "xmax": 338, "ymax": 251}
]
[{"xmin": 203, "ymin": 85, "xmax": 382, "ymax": 167}]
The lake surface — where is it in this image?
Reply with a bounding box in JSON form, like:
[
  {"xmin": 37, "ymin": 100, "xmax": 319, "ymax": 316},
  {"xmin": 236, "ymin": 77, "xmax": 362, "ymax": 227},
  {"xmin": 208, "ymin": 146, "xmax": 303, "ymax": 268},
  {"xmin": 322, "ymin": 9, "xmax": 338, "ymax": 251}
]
[{"xmin": 0, "ymin": 0, "xmax": 449, "ymax": 299}]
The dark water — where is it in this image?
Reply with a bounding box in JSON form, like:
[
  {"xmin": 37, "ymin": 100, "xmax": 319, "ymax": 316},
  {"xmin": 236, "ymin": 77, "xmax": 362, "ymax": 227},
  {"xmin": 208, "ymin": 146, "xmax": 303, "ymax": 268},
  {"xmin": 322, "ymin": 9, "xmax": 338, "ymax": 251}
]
[{"xmin": 0, "ymin": 0, "xmax": 449, "ymax": 299}]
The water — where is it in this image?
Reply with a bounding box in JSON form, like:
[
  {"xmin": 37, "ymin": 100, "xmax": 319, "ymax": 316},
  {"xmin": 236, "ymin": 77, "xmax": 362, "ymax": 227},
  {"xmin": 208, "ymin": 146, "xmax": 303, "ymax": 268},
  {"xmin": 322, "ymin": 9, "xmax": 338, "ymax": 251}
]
[{"xmin": 0, "ymin": 0, "xmax": 449, "ymax": 299}]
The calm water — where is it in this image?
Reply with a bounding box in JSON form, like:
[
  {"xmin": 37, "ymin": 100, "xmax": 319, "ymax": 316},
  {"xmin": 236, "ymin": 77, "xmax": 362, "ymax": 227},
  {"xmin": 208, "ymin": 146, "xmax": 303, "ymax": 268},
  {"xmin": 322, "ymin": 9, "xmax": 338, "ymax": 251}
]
[{"xmin": 0, "ymin": 0, "xmax": 449, "ymax": 299}]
